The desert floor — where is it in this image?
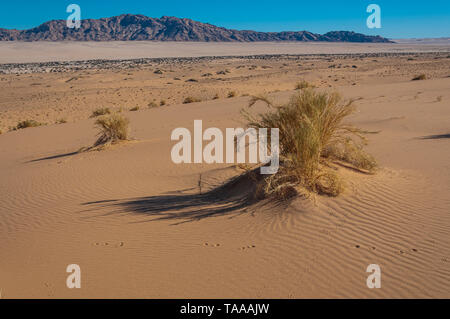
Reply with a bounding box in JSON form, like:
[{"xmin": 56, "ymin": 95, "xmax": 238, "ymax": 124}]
[{"xmin": 0, "ymin": 45, "xmax": 449, "ymax": 298}]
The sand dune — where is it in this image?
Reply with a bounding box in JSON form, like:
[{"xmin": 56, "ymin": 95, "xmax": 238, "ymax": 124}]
[{"xmin": 0, "ymin": 50, "xmax": 449, "ymax": 298}]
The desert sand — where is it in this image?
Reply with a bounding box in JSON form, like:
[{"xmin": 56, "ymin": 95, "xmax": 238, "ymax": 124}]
[
  {"xmin": 0, "ymin": 44, "xmax": 449, "ymax": 298},
  {"xmin": 1, "ymin": 40, "xmax": 450, "ymax": 63}
]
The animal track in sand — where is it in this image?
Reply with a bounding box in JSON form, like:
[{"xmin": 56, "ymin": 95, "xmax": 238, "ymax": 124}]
[
  {"xmin": 203, "ymin": 242, "xmax": 221, "ymax": 247},
  {"xmin": 92, "ymin": 241, "xmax": 125, "ymax": 248},
  {"xmin": 239, "ymin": 245, "xmax": 256, "ymax": 251},
  {"xmin": 397, "ymin": 248, "xmax": 419, "ymax": 255}
]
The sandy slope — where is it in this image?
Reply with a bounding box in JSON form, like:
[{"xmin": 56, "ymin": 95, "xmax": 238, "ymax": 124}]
[{"xmin": 0, "ymin": 69, "xmax": 449, "ymax": 298}]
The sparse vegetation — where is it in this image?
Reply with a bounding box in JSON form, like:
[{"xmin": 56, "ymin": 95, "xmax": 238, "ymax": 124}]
[
  {"xmin": 412, "ymin": 74, "xmax": 427, "ymax": 81},
  {"xmin": 11, "ymin": 120, "xmax": 43, "ymax": 131},
  {"xmin": 148, "ymin": 101, "xmax": 158, "ymax": 108},
  {"xmin": 213, "ymin": 93, "xmax": 220, "ymax": 100},
  {"xmin": 160, "ymin": 100, "xmax": 167, "ymax": 106},
  {"xmin": 91, "ymin": 107, "xmax": 111, "ymax": 118},
  {"xmin": 56, "ymin": 118, "xmax": 67, "ymax": 124},
  {"xmin": 243, "ymin": 88, "xmax": 376, "ymax": 199},
  {"xmin": 295, "ymin": 80, "xmax": 313, "ymax": 90},
  {"xmin": 183, "ymin": 96, "xmax": 202, "ymax": 104},
  {"xmin": 227, "ymin": 91, "xmax": 237, "ymax": 98},
  {"xmin": 130, "ymin": 106, "xmax": 140, "ymax": 112},
  {"xmin": 94, "ymin": 113, "xmax": 130, "ymax": 147}
]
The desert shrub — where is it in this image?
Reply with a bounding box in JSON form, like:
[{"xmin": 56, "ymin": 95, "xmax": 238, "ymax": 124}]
[
  {"xmin": 56, "ymin": 118, "xmax": 67, "ymax": 124},
  {"xmin": 91, "ymin": 108, "xmax": 111, "ymax": 117},
  {"xmin": 13, "ymin": 120, "xmax": 43, "ymax": 130},
  {"xmin": 148, "ymin": 101, "xmax": 158, "ymax": 108},
  {"xmin": 295, "ymin": 80, "xmax": 313, "ymax": 90},
  {"xmin": 412, "ymin": 74, "xmax": 426, "ymax": 81},
  {"xmin": 130, "ymin": 106, "xmax": 140, "ymax": 112},
  {"xmin": 227, "ymin": 91, "xmax": 237, "ymax": 98},
  {"xmin": 213, "ymin": 93, "xmax": 220, "ymax": 100},
  {"xmin": 160, "ymin": 99, "xmax": 166, "ymax": 106},
  {"xmin": 94, "ymin": 113, "xmax": 129, "ymax": 147},
  {"xmin": 243, "ymin": 88, "xmax": 376, "ymax": 198},
  {"xmin": 183, "ymin": 96, "xmax": 202, "ymax": 104}
]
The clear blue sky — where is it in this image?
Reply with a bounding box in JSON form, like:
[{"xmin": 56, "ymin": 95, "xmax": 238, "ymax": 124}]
[{"xmin": 0, "ymin": 0, "xmax": 449, "ymax": 38}]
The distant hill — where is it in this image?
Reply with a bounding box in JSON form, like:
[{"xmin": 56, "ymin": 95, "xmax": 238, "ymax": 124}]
[{"xmin": 0, "ymin": 14, "xmax": 393, "ymax": 43}]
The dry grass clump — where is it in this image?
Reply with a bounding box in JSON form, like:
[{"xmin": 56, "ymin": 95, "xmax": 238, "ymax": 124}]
[
  {"xmin": 11, "ymin": 120, "xmax": 43, "ymax": 131},
  {"xmin": 91, "ymin": 107, "xmax": 111, "ymax": 117},
  {"xmin": 93, "ymin": 113, "xmax": 129, "ymax": 147},
  {"xmin": 56, "ymin": 118, "xmax": 67, "ymax": 124},
  {"xmin": 295, "ymin": 80, "xmax": 314, "ymax": 90},
  {"xmin": 243, "ymin": 88, "xmax": 376, "ymax": 199},
  {"xmin": 130, "ymin": 106, "xmax": 140, "ymax": 112},
  {"xmin": 183, "ymin": 96, "xmax": 202, "ymax": 104},
  {"xmin": 412, "ymin": 74, "xmax": 427, "ymax": 81},
  {"xmin": 227, "ymin": 91, "xmax": 237, "ymax": 98}
]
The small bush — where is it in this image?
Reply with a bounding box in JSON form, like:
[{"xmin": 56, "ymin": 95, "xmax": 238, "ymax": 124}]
[
  {"xmin": 412, "ymin": 74, "xmax": 426, "ymax": 81},
  {"xmin": 183, "ymin": 96, "xmax": 202, "ymax": 104},
  {"xmin": 91, "ymin": 108, "xmax": 111, "ymax": 118},
  {"xmin": 295, "ymin": 80, "xmax": 313, "ymax": 90},
  {"xmin": 13, "ymin": 120, "xmax": 43, "ymax": 130},
  {"xmin": 56, "ymin": 118, "xmax": 67, "ymax": 124},
  {"xmin": 243, "ymin": 88, "xmax": 376, "ymax": 199},
  {"xmin": 227, "ymin": 91, "xmax": 237, "ymax": 98},
  {"xmin": 160, "ymin": 100, "xmax": 166, "ymax": 106},
  {"xmin": 94, "ymin": 113, "xmax": 129, "ymax": 147},
  {"xmin": 130, "ymin": 106, "xmax": 140, "ymax": 112},
  {"xmin": 213, "ymin": 93, "xmax": 220, "ymax": 100},
  {"xmin": 148, "ymin": 101, "xmax": 158, "ymax": 108}
]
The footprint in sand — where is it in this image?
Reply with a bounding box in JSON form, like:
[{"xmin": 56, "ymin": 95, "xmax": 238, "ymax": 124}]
[
  {"xmin": 93, "ymin": 241, "xmax": 124, "ymax": 248},
  {"xmin": 239, "ymin": 245, "xmax": 256, "ymax": 251},
  {"xmin": 203, "ymin": 243, "xmax": 221, "ymax": 247},
  {"xmin": 396, "ymin": 248, "xmax": 418, "ymax": 255},
  {"xmin": 354, "ymin": 245, "xmax": 377, "ymax": 251}
]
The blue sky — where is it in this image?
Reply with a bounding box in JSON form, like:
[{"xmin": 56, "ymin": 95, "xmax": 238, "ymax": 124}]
[{"xmin": 0, "ymin": 0, "xmax": 449, "ymax": 38}]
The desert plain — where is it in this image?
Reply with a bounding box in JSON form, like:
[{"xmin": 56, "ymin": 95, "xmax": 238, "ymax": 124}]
[{"xmin": 0, "ymin": 42, "xmax": 449, "ymax": 298}]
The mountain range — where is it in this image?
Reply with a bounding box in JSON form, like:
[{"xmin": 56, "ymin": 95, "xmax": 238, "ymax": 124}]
[{"xmin": 0, "ymin": 14, "xmax": 393, "ymax": 42}]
